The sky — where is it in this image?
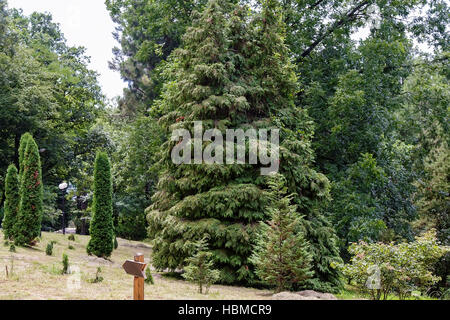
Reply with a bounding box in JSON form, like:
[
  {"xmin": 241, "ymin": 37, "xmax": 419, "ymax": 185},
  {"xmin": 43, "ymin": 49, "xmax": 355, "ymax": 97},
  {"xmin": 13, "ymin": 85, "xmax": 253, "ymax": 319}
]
[{"xmin": 7, "ymin": 0, "xmax": 126, "ymax": 100}]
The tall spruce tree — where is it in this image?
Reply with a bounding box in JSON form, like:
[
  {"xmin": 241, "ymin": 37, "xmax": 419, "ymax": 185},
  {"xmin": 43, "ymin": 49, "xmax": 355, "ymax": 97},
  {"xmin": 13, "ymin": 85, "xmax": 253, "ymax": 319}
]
[
  {"xmin": 15, "ymin": 135, "xmax": 43, "ymax": 246},
  {"xmin": 87, "ymin": 152, "xmax": 114, "ymax": 258},
  {"xmin": 251, "ymin": 174, "xmax": 313, "ymax": 293},
  {"xmin": 147, "ymin": 0, "xmax": 341, "ymax": 287},
  {"xmin": 2, "ymin": 164, "xmax": 20, "ymax": 240}
]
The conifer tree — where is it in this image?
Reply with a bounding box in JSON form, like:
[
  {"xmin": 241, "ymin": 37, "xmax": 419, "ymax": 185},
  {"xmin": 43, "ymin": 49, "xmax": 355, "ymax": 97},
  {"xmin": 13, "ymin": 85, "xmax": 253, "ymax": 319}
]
[
  {"xmin": 182, "ymin": 236, "xmax": 221, "ymax": 294},
  {"xmin": 15, "ymin": 135, "xmax": 43, "ymax": 246},
  {"xmin": 251, "ymin": 174, "xmax": 313, "ymax": 293},
  {"xmin": 250, "ymin": 0, "xmax": 343, "ymax": 293},
  {"xmin": 87, "ymin": 152, "xmax": 114, "ymax": 258},
  {"xmin": 2, "ymin": 164, "xmax": 20, "ymax": 240},
  {"xmin": 18, "ymin": 133, "xmax": 32, "ymax": 179},
  {"xmin": 147, "ymin": 0, "xmax": 341, "ymax": 288}
]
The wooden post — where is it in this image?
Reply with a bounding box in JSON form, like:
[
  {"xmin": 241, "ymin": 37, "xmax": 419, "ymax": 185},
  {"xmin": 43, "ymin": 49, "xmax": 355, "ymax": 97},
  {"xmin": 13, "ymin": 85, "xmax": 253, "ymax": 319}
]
[{"xmin": 134, "ymin": 253, "xmax": 145, "ymax": 300}]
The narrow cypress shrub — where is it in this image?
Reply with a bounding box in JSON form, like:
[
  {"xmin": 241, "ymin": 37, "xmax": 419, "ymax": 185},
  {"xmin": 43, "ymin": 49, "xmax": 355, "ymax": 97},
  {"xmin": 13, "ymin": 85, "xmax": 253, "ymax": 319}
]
[
  {"xmin": 2, "ymin": 164, "xmax": 20, "ymax": 240},
  {"xmin": 46, "ymin": 242, "xmax": 53, "ymax": 256},
  {"xmin": 62, "ymin": 253, "xmax": 69, "ymax": 274},
  {"xmin": 15, "ymin": 136, "xmax": 43, "ymax": 246},
  {"xmin": 114, "ymin": 236, "xmax": 118, "ymax": 250},
  {"xmin": 87, "ymin": 152, "xmax": 114, "ymax": 258},
  {"xmin": 18, "ymin": 133, "xmax": 32, "ymax": 179}
]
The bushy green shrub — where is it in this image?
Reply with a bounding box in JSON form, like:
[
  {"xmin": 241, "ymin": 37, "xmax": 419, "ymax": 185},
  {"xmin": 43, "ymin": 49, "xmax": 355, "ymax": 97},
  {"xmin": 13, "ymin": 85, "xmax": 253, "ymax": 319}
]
[
  {"xmin": 145, "ymin": 267, "xmax": 154, "ymax": 285},
  {"xmin": 336, "ymin": 229, "xmax": 449, "ymax": 299},
  {"xmin": 46, "ymin": 242, "xmax": 53, "ymax": 256},
  {"xmin": 62, "ymin": 253, "xmax": 69, "ymax": 274},
  {"xmin": 68, "ymin": 234, "xmax": 75, "ymax": 241},
  {"xmin": 9, "ymin": 244, "xmax": 16, "ymax": 252},
  {"xmin": 182, "ymin": 236, "xmax": 220, "ymax": 294}
]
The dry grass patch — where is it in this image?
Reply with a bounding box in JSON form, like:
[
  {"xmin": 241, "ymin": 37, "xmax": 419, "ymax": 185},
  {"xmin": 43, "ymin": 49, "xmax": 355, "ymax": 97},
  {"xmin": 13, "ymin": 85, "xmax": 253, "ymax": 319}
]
[{"xmin": 0, "ymin": 231, "xmax": 271, "ymax": 300}]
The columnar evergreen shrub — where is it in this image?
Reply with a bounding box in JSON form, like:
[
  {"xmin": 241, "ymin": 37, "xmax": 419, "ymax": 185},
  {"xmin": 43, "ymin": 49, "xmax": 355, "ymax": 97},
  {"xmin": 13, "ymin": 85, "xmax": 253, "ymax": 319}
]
[
  {"xmin": 18, "ymin": 133, "xmax": 32, "ymax": 179},
  {"xmin": 251, "ymin": 175, "xmax": 314, "ymax": 293},
  {"xmin": 46, "ymin": 242, "xmax": 53, "ymax": 256},
  {"xmin": 15, "ymin": 135, "xmax": 43, "ymax": 246},
  {"xmin": 62, "ymin": 253, "xmax": 69, "ymax": 274},
  {"xmin": 87, "ymin": 152, "xmax": 114, "ymax": 258},
  {"xmin": 2, "ymin": 164, "xmax": 20, "ymax": 240},
  {"xmin": 147, "ymin": 0, "xmax": 342, "ymax": 289},
  {"xmin": 114, "ymin": 236, "xmax": 118, "ymax": 250}
]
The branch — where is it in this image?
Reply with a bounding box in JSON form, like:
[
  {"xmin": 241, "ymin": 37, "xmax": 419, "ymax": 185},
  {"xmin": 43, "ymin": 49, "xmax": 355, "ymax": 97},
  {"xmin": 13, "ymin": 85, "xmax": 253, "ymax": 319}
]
[
  {"xmin": 300, "ymin": 0, "xmax": 371, "ymax": 59},
  {"xmin": 309, "ymin": 0, "xmax": 327, "ymax": 10}
]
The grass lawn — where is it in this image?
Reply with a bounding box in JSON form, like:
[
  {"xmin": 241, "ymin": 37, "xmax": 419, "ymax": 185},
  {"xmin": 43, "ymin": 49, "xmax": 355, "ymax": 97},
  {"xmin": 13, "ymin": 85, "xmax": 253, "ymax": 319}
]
[
  {"xmin": 336, "ymin": 284, "xmax": 438, "ymax": 301},
  {"xmin": 0, "ymin": 231, "xmax": 272, "ymax": 300}
]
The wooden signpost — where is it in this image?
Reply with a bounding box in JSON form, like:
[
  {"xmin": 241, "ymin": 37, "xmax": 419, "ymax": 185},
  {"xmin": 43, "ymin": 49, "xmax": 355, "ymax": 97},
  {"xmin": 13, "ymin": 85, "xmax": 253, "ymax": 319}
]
[{"xmin": 122, "ymin": 253, "xmax": 147, "ymax": 300}]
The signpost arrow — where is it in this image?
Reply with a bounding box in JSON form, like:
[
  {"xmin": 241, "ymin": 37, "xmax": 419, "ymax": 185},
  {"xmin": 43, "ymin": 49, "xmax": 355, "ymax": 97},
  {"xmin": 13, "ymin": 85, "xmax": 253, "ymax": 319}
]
[
  {"xmin": 123, "ymin": 260, "xmax": 147, "ymax": 279},
  {"xmin": 123, "ymin": 253, "xmax": 147, "ymax": 300}
]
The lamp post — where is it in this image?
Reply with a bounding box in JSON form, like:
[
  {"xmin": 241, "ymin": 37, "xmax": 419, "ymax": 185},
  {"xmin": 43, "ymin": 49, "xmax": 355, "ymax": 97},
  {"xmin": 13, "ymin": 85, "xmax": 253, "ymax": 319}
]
[{"xmin": 59, "ymin": 182, "xmax": 68, "ymax": 235}]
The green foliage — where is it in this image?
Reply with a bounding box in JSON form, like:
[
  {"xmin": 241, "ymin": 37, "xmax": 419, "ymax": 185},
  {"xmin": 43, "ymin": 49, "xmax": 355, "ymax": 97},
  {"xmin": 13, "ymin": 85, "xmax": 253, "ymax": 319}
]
[
  {"xmin": 68, "ymin": 234, "xmax": 75, "ymax": 241},
  {"xmin": 15, "ymin": 134, "xmax": 43, "ymax": 246},
  {"xmin": 2, "ymin": 164, "xmax": 20, "ymax": 240},
  {"xmin": 182, "ymin": 236, "xmax": 221, "ymax": 294},
  {"xmin": 415, "ymin": 138, "xmax": 449, "ymax": 246},
  {"xmin": 9, "ymin": 244, "xmax": 16, "ymax": 253},
  {"xmin": 337, "ymin": 230, "xmax": 449, "ymax": 300},
  {"xmin": 46, "ymin": 242, "xmax": 53, "ymax": 256},
  {"xmin": 18, "ymin": 133, "xmax": 32, "ymax": 178},
  {"xmin": 147, "ymin": 0, "xmax": 339, "ymax": 288},
  {"xmin": 329, "ymin": 153, "xmax": 416, "ymax": 255},
  {"xmin": 62, "ymin": 253, "xmax": 69, "ymax": 274},
  {"xmin": 0, "ymin": 10, "xmax": 104, "ymax": 189},
  {"xmin": 0, "ymin": 207, "xmax": 3, "ymax": 229},
  {"xmin": 105, "ymin": 0, "xmax": 210, "ymax": 114},
  {"xmin": 250, "ymin": 175, "xmax": 314, "ymax": 293},
  {"xmin": 116, "ymin": 211, "xmax": 147, "ymax": 241},
  {"xmin": 88, "ymin": 267, "xmax": 104, "ymax": 283},
  {"xmin": 87, "ymin": 152, "xmax": 114, "ymax": 258},
  {"xmin": 145, "ymin": 267, "xmax": 154, "ymax": 285}
]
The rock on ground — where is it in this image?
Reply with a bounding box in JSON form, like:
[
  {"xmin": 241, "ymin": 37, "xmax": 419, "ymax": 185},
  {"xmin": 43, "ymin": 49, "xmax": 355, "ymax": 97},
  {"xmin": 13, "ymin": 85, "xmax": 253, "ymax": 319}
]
[{"xmin": 272, "ymin": 290, "xmax": 338, "ymax": 300}]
